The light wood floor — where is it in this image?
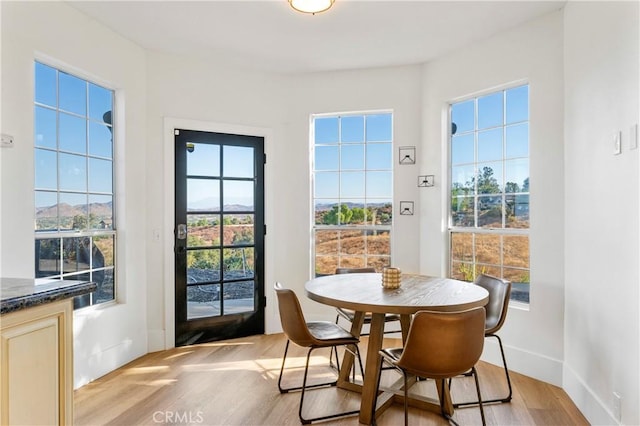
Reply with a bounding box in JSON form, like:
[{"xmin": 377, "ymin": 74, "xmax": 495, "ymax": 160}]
[{"xmin": 74, "ymin": 333, "xmax": 589, "ymax": 426}]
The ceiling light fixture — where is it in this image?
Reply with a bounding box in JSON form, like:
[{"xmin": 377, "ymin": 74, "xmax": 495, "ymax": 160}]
[{"xmin": 289, "ymin": 0, "xmax": 335, "ymax": 15}]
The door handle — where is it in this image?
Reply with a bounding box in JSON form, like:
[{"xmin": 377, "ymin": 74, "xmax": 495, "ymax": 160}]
[{"xmin": 177, "ymin": 224, "xmax": 187, "ymax": 240}]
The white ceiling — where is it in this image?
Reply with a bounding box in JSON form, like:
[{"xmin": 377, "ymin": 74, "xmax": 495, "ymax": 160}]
[{"xmin": 68, "ymin": 0, "xmax": 565, "ymax": 74}]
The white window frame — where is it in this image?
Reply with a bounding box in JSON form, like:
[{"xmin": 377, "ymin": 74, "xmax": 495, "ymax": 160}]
[
  {"xmin": 311, "ymin": 111, "xmax": 394, "ymax": 276},
  {"xmin": 33, "ymin": 60, "xmax": 117, "ymax": 309},
  {"xmin": 447, "ymin": 84, "xmax": 530, "ymax": 303}
]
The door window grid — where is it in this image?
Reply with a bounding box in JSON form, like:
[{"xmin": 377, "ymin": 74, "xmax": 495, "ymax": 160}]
[
  {"xmin": 312, "ymin": 112, "xmax": 393, "ymax": 275},
  {"xmin": 449, "ymin": 85, "xmax": 530, "ymax": 303},
  {"xmin": 187, "ymin": 151, "xmax": 255, "ymax": 317},
  {"xmin": 34, "ymin": 61, "xmax": 115, "ymax": 308},
  {"xmin": 181, "ymin": 137, "xmax": 259, "ymax": 319}
]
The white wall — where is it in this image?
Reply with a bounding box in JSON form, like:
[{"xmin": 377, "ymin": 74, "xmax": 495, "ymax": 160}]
[
  {"xmin": 420, "ymin": 10, "xmax": 566, "ymax": 386},
  {"xmin": 145, "ymin": 51, "xmax": 288, "ymax": 347},
  {"xmin": 563, "ymin": 2, "xmax": 639, "ymax": 425},
  {"xmin": 3, "ymin": 5, "xmax": 639, "ymax": 424},
  {"xmin": 0, "ymin": 1, "xmax": 149, "ymax": 388},
  {"xmin": 145, "ymin": 52, "xmax": 423, "ymax": 346}
]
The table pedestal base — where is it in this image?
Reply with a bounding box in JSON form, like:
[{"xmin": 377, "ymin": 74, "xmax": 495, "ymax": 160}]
[{"xmin": 336, "ymin": 313, "xmax": 454, "ymax": 425}]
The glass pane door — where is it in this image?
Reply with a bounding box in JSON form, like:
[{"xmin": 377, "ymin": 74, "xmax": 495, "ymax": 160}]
[{"xmin": 175, "ymin": 129, "xmax": 264, "ymax": 346}]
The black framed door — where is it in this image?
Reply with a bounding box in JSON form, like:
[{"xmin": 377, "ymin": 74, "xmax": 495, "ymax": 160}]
[{"xmin": 175, "ymin": 129, "xmax": 265, "ymax": 346}]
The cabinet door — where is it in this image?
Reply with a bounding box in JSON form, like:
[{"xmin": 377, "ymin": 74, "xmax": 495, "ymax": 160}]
[{"xmin": 1, "ymin": 300, "xmax": 73, "ymax": 425}]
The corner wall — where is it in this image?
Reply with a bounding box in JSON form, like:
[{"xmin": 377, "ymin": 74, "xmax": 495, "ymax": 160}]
[
  {"xmin": 145, "ymin": 53, "xmax": 424, "ymax": 346},
  {"xmin": 420, "ymin": 10, "xmax": 565, "ymax": 385},
  {"xmin": 0, "ymin": 1, "xmax": 149, "ymax": 388},
  {"xmin": 563, "ymin": 2, "xmax": 639, "ymax": 425}
]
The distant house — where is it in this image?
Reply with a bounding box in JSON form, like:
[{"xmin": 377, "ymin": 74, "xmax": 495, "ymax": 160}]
[{"xmin": 99, "ymin": 220, "xmax": 113, "ymax": 229}]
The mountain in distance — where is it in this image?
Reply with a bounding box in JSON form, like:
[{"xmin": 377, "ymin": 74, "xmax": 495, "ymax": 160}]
[
  {"xmin": 188, "ymin": 203, "xmax": 254, "ymax": 212},
  {"xmin": 36, "ymin": 200, "xmax": 253, "ymax": 217},
  {"xmin": 188, "ymin": 196, "xmax": 253, "ymax": 211},
  {"xmin": 36, "ymin": 201, "xmax": 113, "ymax": 218},
  {"xmin": 315, "ymin": 201, "xmax": 391, "ymax": 211}
]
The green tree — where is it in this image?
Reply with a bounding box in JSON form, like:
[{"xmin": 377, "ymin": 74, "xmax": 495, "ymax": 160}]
[
  {"xmin": 232, "ymin": 227, "xmax": 253, "ymax": 245},
  {"xmin": 223, "ymin": 248, "xmax": 254, "ymax": 272},
  {"xmin": 451, "ymin": 182, "xmax": 472, "ymax": 198},
  {"xmin": 187, "ymin": 235, "xmax": 221, "ymax": 269},
  {"xmin": 351, "ymin": 207, "xmax": 370, "ymax": 224},
  {"xmin": 72, "ymin": 214, "xmax": 87, "ymax": 230},
  {"xmin": 323, "ymin": 204, "xmax": 353, "ymax": 225},
  {"xmin": 505, "ymin": 182, "xmax": 521, "ymax": 194},
  {"xmin": 475, "ymin": 166, "xmax": 500, "ymax": 194}
]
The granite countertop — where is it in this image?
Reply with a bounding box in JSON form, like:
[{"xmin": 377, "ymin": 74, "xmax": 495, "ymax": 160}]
[{"xmin": 0, "ymin": 277, "xmax": 97, "ymax": 314}]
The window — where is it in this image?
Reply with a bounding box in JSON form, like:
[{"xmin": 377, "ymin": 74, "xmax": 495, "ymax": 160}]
[
  {"xmin": 449, "ymin": 85, "xmax": 530, "ymax": 303},
  {"xmin": 34, "ymin": 61, "xmax": 115, "ymax": 308},
  {"xmin": 312, "ymin": 112, "xmax": 393, "ymax": 275}
]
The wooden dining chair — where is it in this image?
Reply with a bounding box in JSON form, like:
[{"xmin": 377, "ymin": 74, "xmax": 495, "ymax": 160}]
[
  {"xmin": 454, "ymin": 274, "xmax": 513, "ymax": 407},
  {"xmin": 274, "ymin": 282, "xmax": 365, "ymax": 424},
  {"xmin": 372, "ymin": 307, "xmax": 487, "ymax": 426}
]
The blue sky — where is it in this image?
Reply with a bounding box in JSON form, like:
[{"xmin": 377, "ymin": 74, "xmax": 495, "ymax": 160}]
[
  {"xmin": 34, "ymin": 59, "xmax": 529, "ymax": 217},
  {"xmin": 451, "ymin": 85, "xmax": 530, "ymax": 192},
  {"xmin": 313, "ymin": 113, "xmax": 393, "ymax": 208},
  {"xmin": 187, "ymin": 144, "xmax": 255, "ymax": 210},
  {"xmin": 34, "ymin": 62, "xmax": 114, "ymax": 218}
]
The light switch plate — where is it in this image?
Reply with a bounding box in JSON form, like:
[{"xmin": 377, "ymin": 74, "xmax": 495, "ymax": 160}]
[{"xmin": 613, "ymin": 131, "xmax": 622, "ymax": 155}]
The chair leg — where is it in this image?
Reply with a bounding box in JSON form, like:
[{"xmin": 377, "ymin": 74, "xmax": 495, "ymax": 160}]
[
  {"xmin": 299, "ymin": 348, "xmax": 313, "ymax": 424},
  {"xmin": 453, "ymin": 333, "xmax": 512, "ymax": 407},
  {"xmin": 277, "ymin": 340, "xmax": 291, "ymax": 393},
  {"xmin": 471, "ymin": 366, "xmax": 487, "ymax": 426},
  {"xmin": 345, "ymin": 343, "xmax": 365, "ymax": 381},
  {"xmin": 403, "ymin": 371, "xmax": 409, "ymax": 426},
  {"xmin": 329, "ymin": 346, "xmax": 364, "ymax": 381},
  {"xmin": 440, "ymin": 379, "xmax": 460, "ymax": 426},
  {"xmin": 329, "ymin": 346, "xmax": 341, "ymax": 372},
  {"xmin": 279, "ymin": 344, "xmax": 360, "ymax": 424},
  {"xmin": 491, "ymin": 333, "xmax": 513, "ymax": 403},
  {"xmin": 332, "ymin": 343, "xmax": 363, "ymax": 381},
  {"xmin": 338, "ymin": 343, "xmax": 360, "ymax": 382},
  {"xmin": 375, "ymin": 354, "xmax": 410, "ymax": 425},
  {"xmin": 278, "ymin": 341, "xmax": 338, "ymax": 394},
  {"xmin": 329, "ymin": 315, "xmax": 341, "ymax": 371}
]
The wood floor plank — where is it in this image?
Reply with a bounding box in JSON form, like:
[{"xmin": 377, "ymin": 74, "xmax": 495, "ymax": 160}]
[{"xmin": 74, "ymin": 334, "xmax": 589, "ymax": 426}]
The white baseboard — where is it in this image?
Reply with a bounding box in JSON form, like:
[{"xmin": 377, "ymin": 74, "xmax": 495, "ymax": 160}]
[
  {"xmin": 563, "ymin": 364, "xmax": 618, "ymax": 425},
  {"xmin": 74, "ymin": 338, "xmax": 144, "ymax": 389},
  {"xmin": 481, "ymin": 341, "xmax": 613, "ymax": 424},
  {"xmin": 480, "ymin": 338, "xmax": 563, "ymax": 387}
]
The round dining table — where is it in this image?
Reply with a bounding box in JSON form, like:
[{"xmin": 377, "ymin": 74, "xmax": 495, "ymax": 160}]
[{"xmin": 305, "ymin": 272, "xmax": 489, "ymax": 425}]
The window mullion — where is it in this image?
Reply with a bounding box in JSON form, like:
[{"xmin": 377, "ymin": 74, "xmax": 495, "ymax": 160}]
[
  {"xmin": 312, "ymin": 112, "xmax": 392, "ymax": 275},
  {"xmin": 35, "ymin": 61, "xmax": 115, "ymax": 307},
  {"xmin": 449, "ymin": 84, "xmax": 529, "ymax": 302}
]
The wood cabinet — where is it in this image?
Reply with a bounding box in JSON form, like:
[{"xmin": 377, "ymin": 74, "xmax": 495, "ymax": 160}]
[{"xmin": 0, "ymin": 299, "xmax": 73, "ymax": 425}]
